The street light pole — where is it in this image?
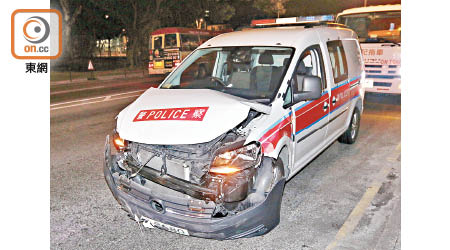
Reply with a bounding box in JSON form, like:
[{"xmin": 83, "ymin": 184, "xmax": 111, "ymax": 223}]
[{"xmin": 204, "ymin": 10, "xmax": 209, "ymax": 30}]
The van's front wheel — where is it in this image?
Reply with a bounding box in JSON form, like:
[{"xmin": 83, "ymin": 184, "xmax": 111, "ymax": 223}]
[{"xmin": 338, "ymin": 108, "xmax": 360, "ymax": 144}]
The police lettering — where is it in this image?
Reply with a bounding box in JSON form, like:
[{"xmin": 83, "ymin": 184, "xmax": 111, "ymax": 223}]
[{"xmin": 133, "ymin": 107, "xmax": 209, "ymax": 122}]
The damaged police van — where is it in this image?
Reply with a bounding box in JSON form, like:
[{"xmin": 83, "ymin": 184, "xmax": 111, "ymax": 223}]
[{"xmin": 104, "ymin": 17, "xmax": 365, "ymax": 240}]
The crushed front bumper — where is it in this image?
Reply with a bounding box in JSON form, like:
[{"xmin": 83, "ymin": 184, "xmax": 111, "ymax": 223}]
[{"xmin": 103, "ymin": 137, "xmax": 285, "ymax": 240}]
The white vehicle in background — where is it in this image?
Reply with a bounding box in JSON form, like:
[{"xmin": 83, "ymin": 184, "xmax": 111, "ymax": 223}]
[{"xmin": 336, "ymin": 4, "xmax": 401, "ymax": 95}]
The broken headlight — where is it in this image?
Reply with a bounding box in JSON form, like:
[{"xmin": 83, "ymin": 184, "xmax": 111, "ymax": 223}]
[
  {"xmin": 210, "ymin": 142, "xmax": 262, "ymax": 174},
  {"xmin": 113, "ymin": 130, "xmax": 128, "ymax": 151}
]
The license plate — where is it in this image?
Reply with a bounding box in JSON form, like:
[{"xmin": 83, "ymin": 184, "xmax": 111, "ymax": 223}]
[
  {"xmin": 154, "ymin": 61, "xmax": 164, "ymax": 69},
  {"xmin": 141, "ymin": 216, "xmax": 189, "ymax": 236}
]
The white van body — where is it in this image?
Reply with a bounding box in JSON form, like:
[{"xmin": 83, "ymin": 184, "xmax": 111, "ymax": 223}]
[
  {"xmin": 105, "ymin": 23, "xmax": 365, "ymax": 240},
  {"xmin": 336, "ymin": 5, "xmax": 401, "ymax": 94}
]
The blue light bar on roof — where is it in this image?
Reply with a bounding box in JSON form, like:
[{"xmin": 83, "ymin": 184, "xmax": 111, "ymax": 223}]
[
  {"xmin": 251, "ymin": 14, "xmax": 336, "ymax": 27},
  {"xmin": 297, "ymin": 15, "xmax": 335, "ymax": 22}
]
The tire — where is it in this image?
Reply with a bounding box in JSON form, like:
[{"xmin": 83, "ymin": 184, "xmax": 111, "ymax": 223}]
[{"xmin": 338, "ymin": 108, "xmax": 361, "ymax": 144}]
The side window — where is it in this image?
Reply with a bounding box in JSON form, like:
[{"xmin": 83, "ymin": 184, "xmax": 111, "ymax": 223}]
[
  {"xmin": 285, "ymin": 45, "xmax": 325, "ymax": 106},
  {"xmin": 342, "ymin": 39, "xmax": 363, "ymax": 76},
  {"xmin": 283, "ymin": 85, "xmax": 292, "ymax": 106},
  {"xmin": 327, "ymin": 40, "xmax": 348, "ymax": 83},
  {"xmin": 293, "ymin": 46, "xmax": 326, "ymax": 93}
]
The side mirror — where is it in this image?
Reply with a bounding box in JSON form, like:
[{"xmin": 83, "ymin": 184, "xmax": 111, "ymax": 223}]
[{"xmin": 293, "ymin": 75, "xmax": 322, "ymax": 103}]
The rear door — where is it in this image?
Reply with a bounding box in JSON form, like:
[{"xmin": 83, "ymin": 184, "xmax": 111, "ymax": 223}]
[
  {"xmin": 152, "ymin": 35, "xmax": 165, "ymax": 69},
  {"xmin": 326, "ymin": 40, "xmax": 362, "ymax": 139},
  {"xmin": 164, "ymin": 33, "xmax": 179, "ymax": 69}
]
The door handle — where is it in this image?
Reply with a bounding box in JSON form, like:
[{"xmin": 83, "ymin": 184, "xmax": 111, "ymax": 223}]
[{"xmin": 323, "ymin": 102, "xmax": 329, "ymax": 111}]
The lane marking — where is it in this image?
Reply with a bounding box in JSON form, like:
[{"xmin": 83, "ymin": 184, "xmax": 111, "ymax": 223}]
[
  {"xmin": 387, "ymin": 143, "xmax": 401, "ymax": 162},
  {"xmin": 50, "ymin": 94, "xmax": 141, "ymax": 111},
  {"xmin": 50, "ymin": 85, "xmax": 106, "ymax": 95},
  {"xmin": 50, "ymin": 73, "xmax": 161, "ymax": 86},
  {"xmin": 363, "ymin": 114, "xmax": 401, "ymax": 120},
  {"xmin": 51, "ymin": 79, "xmax": 158, "ymax": 95},
  {"xmin": 326, "ymin": 143, "xmax": 401, "ymax": 250},
  {"xmin": 50, "ymin": 90, "xmax": 145, "ymax": 107}
]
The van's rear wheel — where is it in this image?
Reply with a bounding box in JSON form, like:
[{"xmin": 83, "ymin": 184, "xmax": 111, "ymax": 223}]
[{"xmin": 338, "ymin": 108, "xmax": 360, "ymax": 144}]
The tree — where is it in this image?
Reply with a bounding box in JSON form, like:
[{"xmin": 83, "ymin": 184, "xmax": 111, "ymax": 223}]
[
  {"xmin": 91, "ymin": 0, "xmax": 164, "ymax": 67},
  {"xmin": 55, "ymin": 0, "xmax": 240, "ymax": 67},
  {"xmin": 75, "ymin": 4, "xmax": 123, "ymax": 57},
  {"xmin": 206, "ymin": 1, "xmax": 235, "ymax": 25},
  {"xmin": 58, "ymin": 0, "xmax": 83, "ymax": 60},
  {"xmin": 284, "ymin": 0, "xmax": 341, "ymax": 17},
  {"xmin": 161, "ymin": 0, "xmax": 236, "ymax": 28},
  {"xmin": 254, "ymin": 0, "xmax": 289, "ymax": 18},
  {"xmin": 228, "ymin": 0, "xmax": 266, "ymax": 29}
]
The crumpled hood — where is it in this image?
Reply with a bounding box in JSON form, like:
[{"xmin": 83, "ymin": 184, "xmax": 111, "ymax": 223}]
[{"xmin": 116, "ymin": 88, "xmax": 254, "ymax": 145}]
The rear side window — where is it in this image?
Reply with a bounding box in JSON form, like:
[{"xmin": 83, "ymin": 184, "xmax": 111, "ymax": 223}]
[
  {"xmin": 327, "ymin": 40, "xmax": 348, "ymax": 83},
  {"xmin": 341, "ymin": 39, "xmax": 363, "ymax": 77}
]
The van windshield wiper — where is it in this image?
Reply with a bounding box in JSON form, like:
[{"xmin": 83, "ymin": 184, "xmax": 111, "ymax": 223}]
[{"xmin": 251, "ymin": 98, "xmax": 271, "ymax": 104}]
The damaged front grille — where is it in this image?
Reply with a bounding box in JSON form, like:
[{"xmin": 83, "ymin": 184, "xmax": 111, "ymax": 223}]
[
  {"xmin": 128, "ymin": 132, "xmax": 239, "ymax": 184},
  {"xmin": 108, "ymin": 127, "xmax": 269, "ymax": 218},
  {"xmin": 118, "ymin": 130, "xmax": 257, "ymax": 206},
  {"xmin": 115, "ymin": 174, "xmax": 216, "ymax": 219}
]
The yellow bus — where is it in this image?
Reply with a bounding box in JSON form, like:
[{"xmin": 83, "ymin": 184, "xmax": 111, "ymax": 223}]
[{"xmin": 149, "ymin": 27, "xmax": 231, "ymax": 75}]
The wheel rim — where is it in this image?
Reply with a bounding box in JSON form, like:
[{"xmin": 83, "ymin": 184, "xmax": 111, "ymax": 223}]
[{"xmin": 351, "ymin": 112, "xmax": 358, "ymax": 139}]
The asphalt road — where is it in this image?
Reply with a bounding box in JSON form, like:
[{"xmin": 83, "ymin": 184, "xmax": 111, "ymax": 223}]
[
  {"xmin": 50, "ymin": 75, "xmax": 164, "ymax": 103},
  {"xmin": 50, "ymin": 80, "xmax": 401, "ymax": 250}
]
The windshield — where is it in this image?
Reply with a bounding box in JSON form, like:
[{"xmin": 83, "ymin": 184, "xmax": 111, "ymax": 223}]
[
  {"xmin": 181, "ymin": 34, "xmax": 200, "ymax": 51},
  {"xmin": 337, "ymin": 11, "xmax": 401, "ymax": 43},
  {"xmin": 165, "ymin": 33, "xmax": 178, "ymax": 48},
  {"xmin": 161, "ymin": 46, "xmax": 294, "ymax": 102},
  {"xmin": 153, "ymin": 36, "xmax": 163, "ymax": 50}
]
